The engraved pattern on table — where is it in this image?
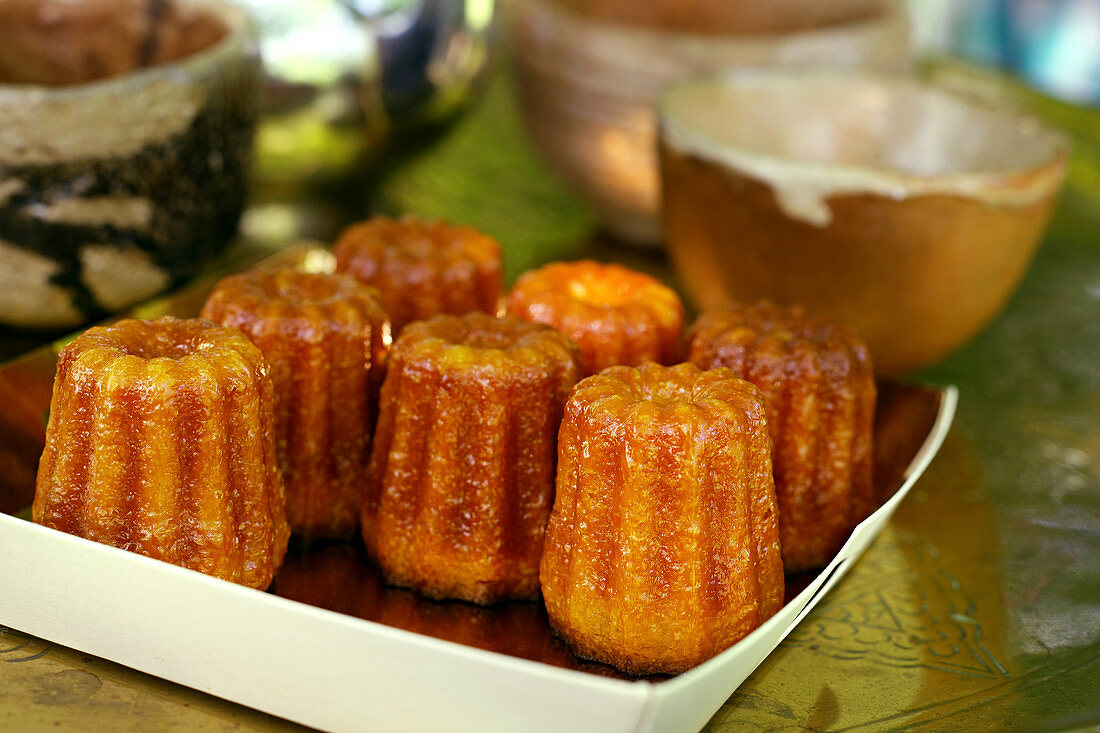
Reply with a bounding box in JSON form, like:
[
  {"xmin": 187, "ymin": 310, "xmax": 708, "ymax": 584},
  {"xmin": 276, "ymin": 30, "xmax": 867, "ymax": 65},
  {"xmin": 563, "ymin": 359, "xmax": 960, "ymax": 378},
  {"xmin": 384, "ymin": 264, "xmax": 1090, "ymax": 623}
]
[{"xmin": 780, "ymin": 530, "xmax": 1010, "ymax": 679}]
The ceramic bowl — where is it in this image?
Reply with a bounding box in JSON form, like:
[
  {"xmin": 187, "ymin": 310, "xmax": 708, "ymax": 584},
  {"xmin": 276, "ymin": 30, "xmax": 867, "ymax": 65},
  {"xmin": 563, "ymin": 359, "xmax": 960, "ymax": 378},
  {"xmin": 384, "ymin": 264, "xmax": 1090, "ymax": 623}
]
[
  {"xmin": 658, "ymin": 69, "xmax": 1071, "ymax": 374},
  {"xmin": 0, "ymin": 0, "xmax": 260, "ymax": 330},
  {"xmin": 511, "ymin": 0, "xmax": 910, "ymax": 245}
]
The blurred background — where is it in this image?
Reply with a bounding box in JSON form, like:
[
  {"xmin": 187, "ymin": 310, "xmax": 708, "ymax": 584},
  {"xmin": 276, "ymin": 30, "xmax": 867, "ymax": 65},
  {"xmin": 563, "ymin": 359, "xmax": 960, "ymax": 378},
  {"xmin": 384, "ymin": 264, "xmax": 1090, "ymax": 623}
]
[
  {"xmin": 0, "ymin": 0, "xmax": 1096, "ymax": 358},
  {"xmin": 106, "ymin": 0, "xmax": 1100, "ymax": 261},
  {"xmin": 909, "ymin": 0, "xmax": 1100, "ymax": 104}
]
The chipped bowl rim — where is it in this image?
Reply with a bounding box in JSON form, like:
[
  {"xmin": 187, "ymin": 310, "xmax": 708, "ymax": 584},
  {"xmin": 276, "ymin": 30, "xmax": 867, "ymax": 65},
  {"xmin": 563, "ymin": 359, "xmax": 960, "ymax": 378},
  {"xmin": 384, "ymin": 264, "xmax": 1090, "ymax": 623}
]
[{"xmin": 657, "ymin": 67, "xmax": 1073, "ymax": 211}]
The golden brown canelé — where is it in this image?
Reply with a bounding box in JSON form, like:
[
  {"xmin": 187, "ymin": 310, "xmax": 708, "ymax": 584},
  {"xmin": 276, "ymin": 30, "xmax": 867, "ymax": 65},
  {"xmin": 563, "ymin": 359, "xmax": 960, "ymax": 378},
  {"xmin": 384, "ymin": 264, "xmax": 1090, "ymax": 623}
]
[
  {"xmin": 33, "ymin": 316, "xmax": 289, "ymax": 589},
  {"xmin": 506, "ymin": 260, "xmax": 685, "ymax": 376},
  {"xmin": 541, "ymin": 362, "xmax": 784, "ymax": 675},
  {"xmin": 201, "ymin": 270, "xmax": 389, "ymax": 538},
  {"xmin": 363, "ymin": 312, "xmax": 582, "ymax": 604},
  {"xmin": 687, "ymin": 301, "xmax": 876, "ymax": 573},
  {"xmin": 334, "ymin": 215, "xmax": 504, "ymax": 335}
]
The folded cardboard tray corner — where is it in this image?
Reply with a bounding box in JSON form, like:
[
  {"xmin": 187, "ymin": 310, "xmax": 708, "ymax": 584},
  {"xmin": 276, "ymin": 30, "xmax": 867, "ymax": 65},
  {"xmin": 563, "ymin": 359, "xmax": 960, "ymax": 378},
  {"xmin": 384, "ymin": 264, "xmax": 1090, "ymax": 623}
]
[{"xmin": 0, "ymin": 247, "xmax": 959, "ymax": 733}]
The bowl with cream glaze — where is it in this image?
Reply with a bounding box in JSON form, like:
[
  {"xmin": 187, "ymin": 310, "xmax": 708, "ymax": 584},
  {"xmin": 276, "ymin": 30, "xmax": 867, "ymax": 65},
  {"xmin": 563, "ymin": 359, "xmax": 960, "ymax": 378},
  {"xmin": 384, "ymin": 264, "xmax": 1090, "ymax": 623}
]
[
  {"xmin": 0, "ymin": 0, "xmax": 259, "ymax": 330},
  {"xmin": 659, "ymin": 69, "xmax": 1070, "ymax": 374},
  {"xmin": 511, "ymin": 0, "xmax": 910, "ymax": 246}
]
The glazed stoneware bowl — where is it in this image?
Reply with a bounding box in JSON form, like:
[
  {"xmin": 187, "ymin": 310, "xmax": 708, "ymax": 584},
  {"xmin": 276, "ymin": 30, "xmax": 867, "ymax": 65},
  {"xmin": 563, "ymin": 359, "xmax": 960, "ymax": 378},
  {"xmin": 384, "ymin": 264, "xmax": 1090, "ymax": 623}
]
[
  {"xmin": 0, "ymin": 0, "xmax": 260, "ymax": 330},
  {"xmin": 511, "ymin": 0, "xmax": 910, "ymax": 245},
  {"xmin": 658, "ymin": 69, "xmax": 1071, "ymax": 375}
]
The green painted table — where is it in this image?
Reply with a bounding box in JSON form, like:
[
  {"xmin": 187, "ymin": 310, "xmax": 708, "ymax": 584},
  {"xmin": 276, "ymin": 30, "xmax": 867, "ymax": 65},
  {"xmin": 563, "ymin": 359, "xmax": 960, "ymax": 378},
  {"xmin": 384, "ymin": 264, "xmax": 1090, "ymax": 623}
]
[{"xmin": 1, "ymin": 62, "xmax": 1097, "ymax": 732}]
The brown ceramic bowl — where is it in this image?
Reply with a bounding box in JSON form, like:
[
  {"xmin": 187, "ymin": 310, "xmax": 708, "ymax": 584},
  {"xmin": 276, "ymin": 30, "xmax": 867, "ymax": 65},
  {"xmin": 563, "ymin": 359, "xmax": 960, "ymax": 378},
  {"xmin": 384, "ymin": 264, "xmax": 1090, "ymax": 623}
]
[
  {"xmin": 659, "ymin": 69, "xmax": 1071, "ymax": 374},
  {"xmin": 0, "ymin": 0, "xmax": 259, "ymax": 330},
  {"xmin": 511, "ymin": 0, "xmax": 910, "ymax": 245}
]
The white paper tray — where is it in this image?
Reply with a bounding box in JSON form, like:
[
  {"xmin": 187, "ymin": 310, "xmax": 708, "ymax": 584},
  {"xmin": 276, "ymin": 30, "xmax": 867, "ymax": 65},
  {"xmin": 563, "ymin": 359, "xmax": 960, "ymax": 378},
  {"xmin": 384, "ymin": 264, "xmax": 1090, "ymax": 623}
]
[{"xmin": 0, "ymin": 383, "xmax": 955, "ymax": 733}]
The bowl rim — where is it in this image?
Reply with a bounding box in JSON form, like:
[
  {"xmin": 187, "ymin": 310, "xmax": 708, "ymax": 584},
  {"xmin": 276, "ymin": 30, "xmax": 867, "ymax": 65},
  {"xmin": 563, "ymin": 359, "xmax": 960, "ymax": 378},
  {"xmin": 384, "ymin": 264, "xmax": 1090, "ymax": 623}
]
[
  {"xmin": 657, "ymin": 67, "xmax": 1073, "ymax": 206},
  {"xmin": 0, "ymin": 0, "xmax": 254, "ymax": 99},
  {"xmin": 522, "ymin": 0, "xmax": 908, "ymax": 46}
]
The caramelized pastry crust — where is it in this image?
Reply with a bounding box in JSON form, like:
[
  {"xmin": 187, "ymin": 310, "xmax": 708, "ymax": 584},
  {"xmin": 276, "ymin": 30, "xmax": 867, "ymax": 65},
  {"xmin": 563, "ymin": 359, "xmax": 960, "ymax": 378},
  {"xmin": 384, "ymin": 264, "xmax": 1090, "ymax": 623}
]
[
  {"xmin": 363, "ymin": 312, "xmax": 581, "ymax": 604},
  {"xmin": 688, "ymin": 301, "xmax": 876, "ymax": 573},
  {"xmin": 541, "ymin": 362, "xmax": 784, "ymax": 674},
  {"xmin": 33, "ymin": 316, "xmax": 289, "ymax": 589},
  {"xmin": 202, "ymin": 269, "xmax": 389, "ymax": 538},
  {"xmin": 507, "ymin": 260, "xmax": 684, "ymax": 376},
  {"xmin": 334, "ymin": 215, "xmax": 503, "ymax": 335}
]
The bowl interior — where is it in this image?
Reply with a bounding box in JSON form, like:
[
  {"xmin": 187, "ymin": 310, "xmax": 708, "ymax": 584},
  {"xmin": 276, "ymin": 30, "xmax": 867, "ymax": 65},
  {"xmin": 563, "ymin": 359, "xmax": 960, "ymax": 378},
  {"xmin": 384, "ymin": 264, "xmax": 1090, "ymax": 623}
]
[
  {"xmin": 661, "ymin": 72, "xmax": 1067, "ymax": 179},
  {"xmin": 0, "ymin": 0, "xmax": 233, "ymax": 87},
  {"xmin": 552, "ymin": 0, "xmax": 888, "ymax": 36}
]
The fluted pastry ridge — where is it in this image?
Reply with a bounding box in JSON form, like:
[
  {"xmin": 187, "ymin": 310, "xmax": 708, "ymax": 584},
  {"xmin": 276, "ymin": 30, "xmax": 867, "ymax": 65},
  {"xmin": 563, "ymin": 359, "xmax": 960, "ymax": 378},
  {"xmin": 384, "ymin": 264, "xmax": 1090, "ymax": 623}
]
[
  {"xmin": 364, "ymin": 312, "xmax": 581, "ymax": 604},
  {"xmin": 335, "ymin": 215, "xmax": 503, "ymax": 335},
  {"xmin": 507, "ymin": 260, "xmax": 684, "ymax": 376},
  {"xmin": 688, "ymin": 301, "xmax": 876, "ymax": 573},
  {"xmin": 541, "ymin": 361, "xmax": 784, "ymax": 674},
  {"xmin": 34, "ymin": 316, "xmax": 289, "ymax": 589},
  {"xmin": 202, "ymin": 269, "xmax": 389, "ymax": 538}
]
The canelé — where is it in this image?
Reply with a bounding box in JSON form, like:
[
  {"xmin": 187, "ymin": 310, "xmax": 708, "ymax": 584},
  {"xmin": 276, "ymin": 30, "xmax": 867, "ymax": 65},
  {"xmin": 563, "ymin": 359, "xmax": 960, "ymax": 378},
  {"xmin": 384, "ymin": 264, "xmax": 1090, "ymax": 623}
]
[
  {"xmin": 540, "ymin": 362, "xmax": 784, "ymax": 674},
  {"xmin": 506, "ymin": 260, "xmax": 684, "ymax": 376},
  {"xmin": 688, "ymin": 301, "xmax": 876, "ymax": 573},
  {"xmin": 334, "ymin": 215, "xmax": 503, "ymax": 335},
  {"xmin": 363, "ymin": 312, "xmax": 581, "ymax": 604},
  {"xmin": 33, "ymin": 316, "xmax": 289, "ymax": 589},
  {"xmin": 202, "ymin": 269, "xmax": 389, "ymax": 538}
]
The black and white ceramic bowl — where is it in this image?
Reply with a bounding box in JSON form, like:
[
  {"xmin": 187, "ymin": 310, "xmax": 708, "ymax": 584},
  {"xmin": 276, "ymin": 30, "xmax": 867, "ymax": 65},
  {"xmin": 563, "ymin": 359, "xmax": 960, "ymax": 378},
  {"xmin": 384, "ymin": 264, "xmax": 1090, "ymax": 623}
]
[{"xmin": 0, "ymin": 0, "xmax": 260, "ymax": 330}]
